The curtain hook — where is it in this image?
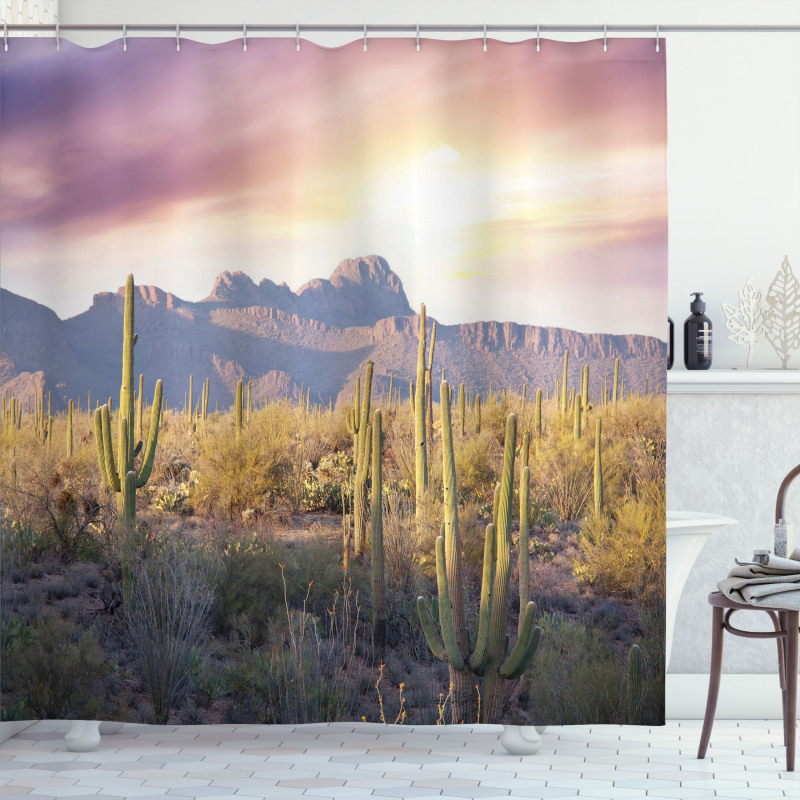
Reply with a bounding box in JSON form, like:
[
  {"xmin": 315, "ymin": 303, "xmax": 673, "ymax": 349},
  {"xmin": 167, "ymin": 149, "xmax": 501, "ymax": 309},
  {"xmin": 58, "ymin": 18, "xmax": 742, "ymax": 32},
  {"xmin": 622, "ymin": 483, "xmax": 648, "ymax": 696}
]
[
  {"xmin": 656, "ymin": 23, "xmax": 660, "ymax": 52},
  {"xmin": 416, "ymin": 23, "xmax": 420, "ymax": 52},
  {"xmin": 122, "ymin": 23, "xmax": 127, "ymax": 52},
  {"xmin": 3, "ymin": 22, "xmax": 7, "ymax": 52},
  {"xmin": 296, "ymin": 23, "xmax": 300, "ymax": 52},
  {"xmin": 243, "ymin": 23, "xmax": 247, "ymax": 52},
  {"xmin": 56, "ymin": 22, "xmax": 60, "ymax": 51},
  {"xmin": 483, "ymin": 23, "xmax": 487, "ymax": 53},
  {"xmin": 176, "ymin": 23, "xmax": 180, "ymax": 53},
  {"xmin": 603, "ymin": 23, "xmax": 607, "ymax": 53},
  {"xmin": 536, "ymin": 23, "xmax": 540, "ymax": 53},
  {"xmin": 363, "ymin": 23, "xmax": 367, "ymax": 52}
]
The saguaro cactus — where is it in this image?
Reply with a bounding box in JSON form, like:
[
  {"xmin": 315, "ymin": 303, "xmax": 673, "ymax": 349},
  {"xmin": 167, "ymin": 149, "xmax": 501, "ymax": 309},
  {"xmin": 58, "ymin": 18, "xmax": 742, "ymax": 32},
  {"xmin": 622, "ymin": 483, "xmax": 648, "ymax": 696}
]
[
  {"xmin": 573, "ymin": 395, "xmax": 582, "ymax": 441},
  {"xmin": 612, "ymin": 357, "xmax": 620, "ymax": 406},
  {"xmin": 418, "ymin": 387, "xmax": 541, "ymax": 723},
  {"xmin": 627, "ymin": 644, "xmax": 644, "ymax": 724},
  {"xmin": 459, "ymin": 383, "xmax": 466, "ymax": 436},
  {"xmin": 94, "ymin": 274, "xmax": 163, "ymax": 527},
  {"xmin": 415, "ymin": 305, "xmax": 428, "ymax": 512},
  {"xmin": 371, "ymin": 409, "xmax": 386, "ymax": 654},
  {"xmin": 535, "ymin": 388, "xmax": 542, "ymax": 440},
  {"xmin": 594, "ymin": 417, "xmax": 603, "ymax": 515},
  {"xmin": 561, "ymin": 351, "xmax": 569, "ymax": 417},
  {"xmin": 518, "ymin": 431, "xmax": 531, "ymax": 637},
  {"xmin": 346, "ymin": 361, "xmax": 373, "ymax": 556},
  {"xmin": 475, "ymin": 393, "xmax": 481, "ymax": 434}
]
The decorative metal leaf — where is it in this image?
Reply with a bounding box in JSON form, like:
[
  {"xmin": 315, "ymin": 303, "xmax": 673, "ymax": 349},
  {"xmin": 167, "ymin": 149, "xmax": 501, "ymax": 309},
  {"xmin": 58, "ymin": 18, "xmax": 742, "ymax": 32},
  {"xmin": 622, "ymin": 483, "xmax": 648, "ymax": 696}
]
[
  {"xmin": 720, "ymin": 278, "xmax": 772, "ymax": 367},
  {"xmin": 765, "ymin": 255, "xmax": 800, "ymax": 368}
]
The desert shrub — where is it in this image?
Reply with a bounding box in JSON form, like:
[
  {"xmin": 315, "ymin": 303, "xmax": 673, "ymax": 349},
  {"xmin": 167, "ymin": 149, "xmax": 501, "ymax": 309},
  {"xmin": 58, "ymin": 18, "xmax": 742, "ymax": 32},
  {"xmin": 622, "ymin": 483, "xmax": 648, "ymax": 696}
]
[
  {"xmin": 280, "ymin": 536, "xmax": 366, "ymax": 617},
  {"xmin": 0, "ymin": 455, "xmax": 109, "ymax": 562},
  {"xmin": 3, "ymin": 613, "xmax": 111, "ymax": 719},
  {"xmin": 453, "ymin": 431, "xmax": 497, "ymax": 500},
  {"xmin": 225, "ymin": 569, "xmax": 364, "ymax": 724},
  {"xmin": 533, "ymin": 433, "xmax": 593, "ymax": 521},
  {"xmin": 382, "ymin": 499, "xmax": 425, "ymax": 594},
  {"xmin": 523, "ymin": 610, "xmax": 624, "ymax": 725},
  {"xmin": 572, "ymin": 486, "xmax": 665, "ymax": 598},
  {"xmin": 301, "ymin": 451, "xmax": 352, "ymax": 513},
  {"xmin": 125, "ymin": 550, "xmax": 214, "ymax": 724},
  {"xmin": 160, "ymin": 454, "xmax": 192, "ymax": 483},
  {"xmin": 197, "ymin": 421, "xmax": 291, "ymax": 519},
  {"xmin": 155, "ymin": 483, "xmax": 193, "ymax": 514},
  {"xmin": 210, "ymin": 533, "xmax": 284, "ymax": 646}
]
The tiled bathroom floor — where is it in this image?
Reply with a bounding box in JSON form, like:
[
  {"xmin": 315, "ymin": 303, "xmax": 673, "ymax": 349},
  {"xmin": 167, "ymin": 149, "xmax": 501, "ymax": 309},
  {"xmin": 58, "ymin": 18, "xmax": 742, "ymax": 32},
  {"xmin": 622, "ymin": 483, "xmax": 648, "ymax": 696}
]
[{"xmin": 1, "ymin": 720, "xmax": 798, "ymax": 800}]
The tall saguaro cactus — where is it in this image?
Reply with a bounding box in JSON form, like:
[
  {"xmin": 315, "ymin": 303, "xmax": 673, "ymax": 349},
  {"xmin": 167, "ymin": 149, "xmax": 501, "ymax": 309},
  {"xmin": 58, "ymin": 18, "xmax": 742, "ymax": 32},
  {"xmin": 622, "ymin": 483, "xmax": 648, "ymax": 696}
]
[
  {"xmin": 561, "ymin": 351, "xmax": 569, "ymax": 417},
  {"xmin": 612, "ymin": 357, "xmax": 620, "ymax": 406},
  {"xmin": 94, "ymin": 274, "xmax": 163, "ymax": 527},
  {"xmin": 417, "ymin": 386, "xmax": 541, "ymax": 723},
  {"xmin": 594, "ymin": 417, "xmax": 604, "ymax": 515},
  {"xmin": 415, "ymin": 305, "xmax": 428, "ymax": 514},
  {"xmin": 346, "ymin": 361, "xmax": 373, "ymax": 556},
  {"xmin": 371, "ymin": 409, "xmax": 386, "ymax": 654}
]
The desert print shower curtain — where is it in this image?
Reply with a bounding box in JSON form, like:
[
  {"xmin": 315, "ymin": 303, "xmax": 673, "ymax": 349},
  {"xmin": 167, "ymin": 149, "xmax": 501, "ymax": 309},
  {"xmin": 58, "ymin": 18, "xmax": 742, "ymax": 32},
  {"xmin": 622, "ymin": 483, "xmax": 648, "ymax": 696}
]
[{"xmin": 0, "ymin": 36, "xmax": 667, "ymax": 726}]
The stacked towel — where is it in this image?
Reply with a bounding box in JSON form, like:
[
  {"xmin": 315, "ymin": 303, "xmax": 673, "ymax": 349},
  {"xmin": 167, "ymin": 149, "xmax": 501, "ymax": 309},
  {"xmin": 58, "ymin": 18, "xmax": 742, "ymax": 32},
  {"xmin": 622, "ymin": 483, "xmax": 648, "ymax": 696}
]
[{"xmin": 718, "ymin": 548, "xmax": 800, "ymax": 610}]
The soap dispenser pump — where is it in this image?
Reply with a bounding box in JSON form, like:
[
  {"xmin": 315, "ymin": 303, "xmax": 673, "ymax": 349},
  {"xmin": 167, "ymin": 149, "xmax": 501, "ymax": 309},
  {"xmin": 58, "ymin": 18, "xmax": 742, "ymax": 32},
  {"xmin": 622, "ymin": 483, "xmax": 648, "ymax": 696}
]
[{"xmin": 684, "ymin": 292, "xmax": 712, "ymax": 370}]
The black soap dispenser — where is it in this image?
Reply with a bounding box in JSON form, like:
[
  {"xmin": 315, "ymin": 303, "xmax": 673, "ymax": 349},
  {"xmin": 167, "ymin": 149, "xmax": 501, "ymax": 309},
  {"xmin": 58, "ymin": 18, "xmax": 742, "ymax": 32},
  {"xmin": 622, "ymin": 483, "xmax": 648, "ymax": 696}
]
[{"xmin": 684, "ymin": 292, "xmax": 712, "ymax": 370}]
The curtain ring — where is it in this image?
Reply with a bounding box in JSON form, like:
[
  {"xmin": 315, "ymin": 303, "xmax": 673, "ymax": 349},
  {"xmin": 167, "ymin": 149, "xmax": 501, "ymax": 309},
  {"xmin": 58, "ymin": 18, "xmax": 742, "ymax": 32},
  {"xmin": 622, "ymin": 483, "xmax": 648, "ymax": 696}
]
[
  {"xmin": 483, "ymin": 23, "xmax": 487, "ymax": 53},
  {"xmin": 363, "ymin": 23, "xmax": 367, "ymax": 52},
  {"xmin": 603, "ymin": 23, "xmax": 607, "ymax": 53},
  {"xmin": 656, "ymin": 23, "xmax": 660, "ymax": 52},
  {"xmin": 536, "ymin": 23, "xmax": 540, "ymax": 53},
  {"xmin": 56, "ymin": 22, "xmax": 60, "ymax": 51},
  {"xmin": 3, "ymin": 22, "xmax": 7, "ymax": 52},
  {"xmin": 296, "ymin": 23, "xmax": 300, "ymax": 52},
  {"xmin": 176, "ymin": 23, "xmax": 180, "ymax": 53},
  {"xmin": 243, "ymin": 23, "xmax": 247, "ymax": 52},
  {"xmin": 416, "ymin": 23, "xmax": 420, "ymax": 52}
]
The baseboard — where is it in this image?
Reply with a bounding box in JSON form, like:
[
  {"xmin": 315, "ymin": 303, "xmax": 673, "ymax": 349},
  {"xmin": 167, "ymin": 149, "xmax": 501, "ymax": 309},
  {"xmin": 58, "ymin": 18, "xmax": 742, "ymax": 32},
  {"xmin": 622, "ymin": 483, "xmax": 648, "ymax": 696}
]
[
  {"xmin": 0, "ymin": 720, "xmax": 35, "ymax": 744},
  {"xmin": 667, "ymin": 673, "xmax": 784, "ymax": 719}
]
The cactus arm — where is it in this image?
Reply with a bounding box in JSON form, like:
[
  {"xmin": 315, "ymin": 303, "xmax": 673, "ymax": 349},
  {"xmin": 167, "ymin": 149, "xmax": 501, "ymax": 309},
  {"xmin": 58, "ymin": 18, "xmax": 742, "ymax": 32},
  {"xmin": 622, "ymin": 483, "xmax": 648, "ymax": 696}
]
[
  {"xmin": 100, "ymin": 405, "xmax": 121, "ymax": 493},
  {"xmin": 435, "ymin": 534, "xmax": 465, "ymax": 670},
  {"xmin": 500, "ymin": 620, "xmax": 541, "ymax": 679},
  {"xmin": 468, "ymin": 522, "xmax": 495, "ymax": 675},
  {"xmin": 417, "ymin": 596, "xmax": 447, "ymax": 661},
  {"xmin": 501, "ymin": 602, "xmax": 539, "ymax": 678},
  {"xmin": 136, "ymin": 380, "xmax": 163, "ymax": 488},
  {"xmin": 133, "ymin": 440, "xmax": 143, "ymax": 458},
  {"xmin": 94, "ymin": 407, "xmax": 113, "ymax": 490}
]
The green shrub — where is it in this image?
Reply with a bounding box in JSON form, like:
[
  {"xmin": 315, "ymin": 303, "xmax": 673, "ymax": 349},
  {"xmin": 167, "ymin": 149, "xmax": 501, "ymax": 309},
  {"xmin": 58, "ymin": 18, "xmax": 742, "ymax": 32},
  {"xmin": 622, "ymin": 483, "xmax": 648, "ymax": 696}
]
[
  {"xmin": 523, "ymin": 610, "xmax": 623, "ymax": 725},
  {"xmin": 3, "ymin": 614, "xmax": 111, "ymax": 719}
]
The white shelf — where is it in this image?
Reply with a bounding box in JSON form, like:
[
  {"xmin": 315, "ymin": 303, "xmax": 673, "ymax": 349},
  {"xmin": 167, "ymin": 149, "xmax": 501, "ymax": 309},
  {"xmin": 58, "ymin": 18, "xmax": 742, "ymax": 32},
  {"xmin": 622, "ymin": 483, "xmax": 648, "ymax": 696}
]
[{"xmin": 667, "ymin": 369, "xmax": 800, "ymax": 394}]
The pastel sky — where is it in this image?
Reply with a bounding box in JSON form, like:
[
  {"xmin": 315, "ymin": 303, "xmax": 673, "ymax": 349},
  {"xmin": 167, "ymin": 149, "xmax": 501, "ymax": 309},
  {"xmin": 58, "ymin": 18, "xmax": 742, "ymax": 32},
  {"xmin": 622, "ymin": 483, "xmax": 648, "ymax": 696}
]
[{"xmin": 0, "ymin": 36, "xmax": 667, "ymax": 337}]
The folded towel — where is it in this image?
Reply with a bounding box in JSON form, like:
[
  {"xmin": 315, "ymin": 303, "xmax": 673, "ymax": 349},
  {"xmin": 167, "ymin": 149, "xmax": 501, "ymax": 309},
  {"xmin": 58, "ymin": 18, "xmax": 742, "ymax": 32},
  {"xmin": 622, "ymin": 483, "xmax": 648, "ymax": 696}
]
[{"xmin": 717, "ymin": 547, "xmax": 800, "ymax": 610}]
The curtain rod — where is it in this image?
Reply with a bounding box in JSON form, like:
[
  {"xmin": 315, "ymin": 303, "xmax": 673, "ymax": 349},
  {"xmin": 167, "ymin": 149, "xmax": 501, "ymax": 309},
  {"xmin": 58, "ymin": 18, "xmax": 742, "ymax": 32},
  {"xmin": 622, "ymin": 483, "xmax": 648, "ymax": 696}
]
[{"xmin": 6, "ymin": 23, "xmax": 800, "ymax": 35}]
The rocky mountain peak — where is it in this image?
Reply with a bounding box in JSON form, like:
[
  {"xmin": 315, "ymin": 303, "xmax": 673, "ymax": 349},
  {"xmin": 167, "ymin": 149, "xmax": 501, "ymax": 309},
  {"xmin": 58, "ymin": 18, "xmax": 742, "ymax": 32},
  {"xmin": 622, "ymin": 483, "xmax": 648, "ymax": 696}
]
[{"xmin": 204, "ymin": 271, "xmax": 260, "ymax": 305}]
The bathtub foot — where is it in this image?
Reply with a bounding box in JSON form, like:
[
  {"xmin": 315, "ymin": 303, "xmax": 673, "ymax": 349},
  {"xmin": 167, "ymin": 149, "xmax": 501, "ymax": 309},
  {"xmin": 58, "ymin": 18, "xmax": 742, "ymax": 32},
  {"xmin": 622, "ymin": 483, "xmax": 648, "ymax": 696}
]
[
  {"xmin": 499, "ymin": 724, "xmax": 542, "ymax": 755},
  {"xmin": 64, "ymin": 720, "xmax": 101, "ymax": 752}
]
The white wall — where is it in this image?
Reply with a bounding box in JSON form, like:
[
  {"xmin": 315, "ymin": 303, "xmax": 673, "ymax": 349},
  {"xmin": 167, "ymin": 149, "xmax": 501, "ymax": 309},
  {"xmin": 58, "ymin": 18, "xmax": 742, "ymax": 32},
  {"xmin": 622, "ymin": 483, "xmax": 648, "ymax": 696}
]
[{"xmin": 48, "ymin": 0, "xmax": 800, "ymax": 707}]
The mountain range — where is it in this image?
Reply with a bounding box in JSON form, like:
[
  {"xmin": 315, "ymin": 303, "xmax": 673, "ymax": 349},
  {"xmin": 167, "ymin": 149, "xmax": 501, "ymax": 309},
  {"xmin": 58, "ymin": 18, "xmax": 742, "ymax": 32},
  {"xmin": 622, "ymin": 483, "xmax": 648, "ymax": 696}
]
[{"xmin": 0, "ymin": 255, "xmax": 666, "ymax": 412}]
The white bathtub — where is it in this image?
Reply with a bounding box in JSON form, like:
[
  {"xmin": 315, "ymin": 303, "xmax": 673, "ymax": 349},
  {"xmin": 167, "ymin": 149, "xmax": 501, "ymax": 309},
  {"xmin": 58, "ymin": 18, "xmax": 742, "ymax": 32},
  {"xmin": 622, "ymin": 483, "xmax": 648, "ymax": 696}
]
[{"xmin": 666, "ymin": 511, "xmax": 738, "ymax": 668}]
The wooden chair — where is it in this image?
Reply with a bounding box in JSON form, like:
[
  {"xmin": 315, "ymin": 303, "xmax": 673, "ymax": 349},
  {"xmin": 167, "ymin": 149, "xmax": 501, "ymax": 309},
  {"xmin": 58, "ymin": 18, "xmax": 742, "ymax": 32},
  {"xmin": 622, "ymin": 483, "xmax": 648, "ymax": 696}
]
[
  {"xmin": 697, "ymin": 592, "xmax": 798, "ymax": 770},
  {"xmin": 698, "ymin": 465, "xmax": 800, "ymax": 771}
]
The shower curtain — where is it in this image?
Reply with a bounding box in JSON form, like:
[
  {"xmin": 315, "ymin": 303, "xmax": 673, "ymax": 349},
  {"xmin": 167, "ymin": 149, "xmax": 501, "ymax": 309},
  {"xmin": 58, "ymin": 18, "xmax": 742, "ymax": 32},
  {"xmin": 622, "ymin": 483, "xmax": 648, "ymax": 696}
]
[{"xmin": 0, "ymin": 35, "xmax": 667, "ymax": 727}]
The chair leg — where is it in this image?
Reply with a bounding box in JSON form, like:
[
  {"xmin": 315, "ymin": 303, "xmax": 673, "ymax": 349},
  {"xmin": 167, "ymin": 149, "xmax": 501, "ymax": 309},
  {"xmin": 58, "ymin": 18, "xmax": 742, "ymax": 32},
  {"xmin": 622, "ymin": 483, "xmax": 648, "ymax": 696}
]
[
  {"xmin": 777, "ymin": 611, "xmax": 789, "ymax": 746},
  {"xmin": 785, "ymin": 611, "xmax": 798, "ymax": 772},
  {"xmin": 698, "ymin": 606, "xmax": 725, "ymax": 760}
]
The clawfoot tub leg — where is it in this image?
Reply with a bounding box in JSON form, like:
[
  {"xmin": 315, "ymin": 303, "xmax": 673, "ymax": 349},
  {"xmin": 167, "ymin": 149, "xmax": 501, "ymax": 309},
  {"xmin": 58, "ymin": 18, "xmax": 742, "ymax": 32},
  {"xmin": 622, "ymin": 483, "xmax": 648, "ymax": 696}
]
[{"xmin": 499, "ymin": 725, "xmax": 542, "ymax": 755}]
